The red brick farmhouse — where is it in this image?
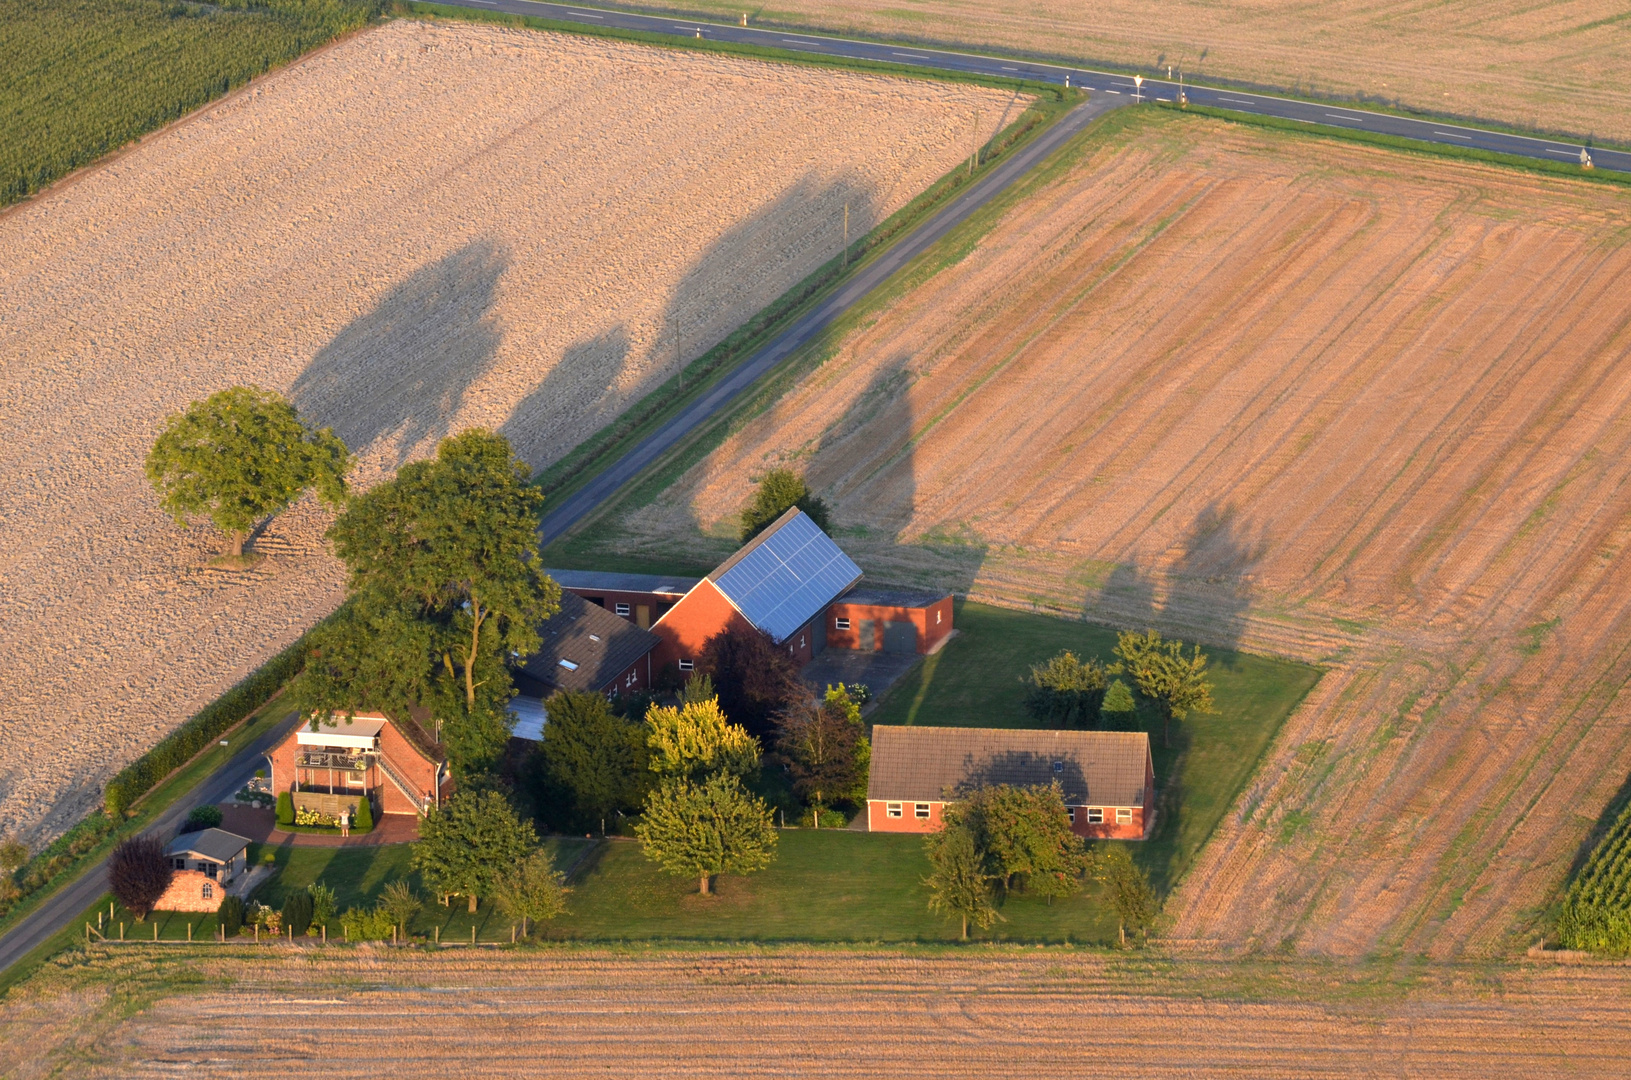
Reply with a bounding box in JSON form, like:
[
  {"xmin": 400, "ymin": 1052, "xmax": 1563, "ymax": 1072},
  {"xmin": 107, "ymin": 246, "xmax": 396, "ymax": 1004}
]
[
  {"xmin": 548, "ymin": 507, "xmax": 953, "ymax": 678},
  {"xmin": 266, "ymin": 712, "xmax": 452, "ymax": 820},
  {"xmin": 866, "ymin": 726, "xmax": 1155, "ymax": 840}
]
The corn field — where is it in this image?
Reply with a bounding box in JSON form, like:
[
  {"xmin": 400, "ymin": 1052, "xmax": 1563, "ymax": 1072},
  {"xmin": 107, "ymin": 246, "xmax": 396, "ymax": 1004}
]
[
  {"xmin": 0, "ymin": 0, "xmax": 378, "ymax": 207},
  {"xmin": 1557, "ymin": 801, "xmax": 1631, "ymax": 954}
]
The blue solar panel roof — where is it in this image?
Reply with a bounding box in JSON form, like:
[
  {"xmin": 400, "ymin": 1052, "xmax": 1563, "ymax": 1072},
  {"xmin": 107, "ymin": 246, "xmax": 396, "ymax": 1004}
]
[{"xmin": 710, "ymin": 510, "xmax": 862, "ymax": 643}]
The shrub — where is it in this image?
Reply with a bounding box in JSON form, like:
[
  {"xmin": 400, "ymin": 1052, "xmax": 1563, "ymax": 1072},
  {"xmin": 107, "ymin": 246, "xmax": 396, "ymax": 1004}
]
[
  {"xmin": 0, "ymin": 836, "xmax": 28, "ymax": 873},
  {"xmin": 183, "ymin": 805, "xmax": 224, "ymax": 833},
  {"xmin": 378, "ymin": 880, "xmax": 422, "ymax": 936},
  {"xmin": 353, "ymin": 796, "xmax": 373, "ymax": 831},
  {"xmin": 276, "ymin": 792, "xmax": 294, "ymax": 826},
  {"xmin": 217, "ymin": 895, "xmax": 246, "ymax": 938},
  {"xmin": 796, "ymin": 807, "xmax": 848, "ymax": 828},
  {"xmin": 1559, "ymin": 802, "xmax": 1631, "ymax": 955},
  {"xmin": 308, "ymin": 882, "xmax": 336, "ymax": 930},
  {"xmin": 340, "ymin": 905, "xmax": 396, "ymax": 942},
  {"xmin": 700, "ymin": 626, "xmax": 803, "ymax": 740},
  {"xmin": 1100, "ymin": 679, "xmax": 1139, "ymax": 731},
  {"xmin": 282, "ymin": 890, "xmax": 314, "ymax": 937},
  {"xmin": 1023, "ymin": 651, "xmax": 1107, "ymax": 727},
  {"xmin": 107, "ymin": 834, "xmax": 172, "ymax": 920}
]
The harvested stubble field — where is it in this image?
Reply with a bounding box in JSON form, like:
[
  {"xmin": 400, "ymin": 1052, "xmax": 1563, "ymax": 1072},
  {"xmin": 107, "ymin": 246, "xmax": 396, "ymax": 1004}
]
[
  {"xmin": 581, "ymin": 108, "xmax": 1631, "ymax": 958},
  {"xmin": 0, "ymin": 17, "xmax": 1018, "ymax": 845},
  {"xmin": 3, "ymin": 945, "xmax": 1630, "ymax": 1076},
  {"xmin": 667, "ymin": 0, "xmax": 1631, "ymax": 145}
]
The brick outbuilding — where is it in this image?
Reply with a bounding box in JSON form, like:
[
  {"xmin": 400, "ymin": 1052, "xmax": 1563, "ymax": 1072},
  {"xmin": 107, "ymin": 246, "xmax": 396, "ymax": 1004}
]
[
  {"xmin": 866, "ymin": 726, "xmax": 1154, "ymax": 840},
  {"xmin": 826, "ymin": 587, "xmax": 954, "ymax": 655}
]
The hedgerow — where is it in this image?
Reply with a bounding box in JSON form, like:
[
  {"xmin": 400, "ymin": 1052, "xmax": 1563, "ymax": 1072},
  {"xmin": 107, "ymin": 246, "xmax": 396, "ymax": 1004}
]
[{"xmin": 1558, "ymin": 801, "xmax": 1631, "ymax": 954}]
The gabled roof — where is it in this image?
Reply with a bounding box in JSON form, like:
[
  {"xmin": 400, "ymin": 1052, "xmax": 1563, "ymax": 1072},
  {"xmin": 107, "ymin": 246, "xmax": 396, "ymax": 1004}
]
[
  {"xmin": 706, "ymin": 508, "xmax": 862, "ymax": 644},
  {"xmin": 165, "ymin": 828, "xmax": 250, "ymax": 864},
  {"xmin": 547, "ymin": 569, "xmax": 701, "ymax": 597},
  {"xmin": 514, "ymin": 589, "xmax": 659, "ymax": 693},
  {"xmin": 867, "ymin": 726, "xmax": 1151, "ymax": 806}
]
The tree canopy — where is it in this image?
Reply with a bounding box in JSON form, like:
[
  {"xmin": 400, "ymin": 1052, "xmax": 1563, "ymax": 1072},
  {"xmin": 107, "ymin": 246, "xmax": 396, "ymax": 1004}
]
[
  {"xmin": 1099, "ymin": 678, "xmax": 1138, "ymax": 731},
  {"xmin": 645, "ymin": 696, "xmax": 760, "ymax": 782},
  {"xmin": 951, "ymin": 782, "xmax": 1092, "ymax": 897},
  {"xmin": 493, "ymin": 850, "xmax": 571, "ymax": 933},
  {"xmin": 773, "ymin": 684, "xmax": 869, "ymax": 812},
  {"xmin": 1097, "ymin": 845, "xmax": 1158, "ymax": 946},
  {"xmin": 1112, "ymin": 629, "xmax": 1216, "ymax": 747},
  {"xmin": 700, "ymin": 626, "xmax": 804, "ymax": 740},
  {"xmin": 107, "ymin": 834, "xmax": 172, "ymax": 921},
  {"xmin": 145, "ymin": 385, "xmax": 350, "ymax": 559},
  {"xmin": 1023, "ymin": 650, "xmax": 1109, "ymax": 728},
  {"xmin": 527, "ymin": 690, "xmax": 648, "ymax": 833},
  {"xmin": 739, "ymin": 468, "xmax": 831, "ymax": 542},
  {"xmin": 923, "ymin": 822, "xmax": 999, "ymax": 940},
  {"xmin": 634, "ymin": 772, "xmax": 777, "ymax": 895},
  {"xmin": 320, "ymin": 429, "xmax": 561, "ymax": 776},
  {"xmin": 411, "ymin": 789, "xmax": 539, "ymax": 913}
]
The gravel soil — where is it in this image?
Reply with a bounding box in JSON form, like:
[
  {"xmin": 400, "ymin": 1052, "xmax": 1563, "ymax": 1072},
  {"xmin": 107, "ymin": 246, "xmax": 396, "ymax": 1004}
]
[{"xmin": 0, "ymin": 18, "xmax": 1015, "ymax": 846}]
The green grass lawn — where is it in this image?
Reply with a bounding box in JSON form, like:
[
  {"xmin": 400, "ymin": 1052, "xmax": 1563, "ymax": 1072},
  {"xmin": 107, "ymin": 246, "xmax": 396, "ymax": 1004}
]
[{"xmin": 870, "ymin": 600, "xmax": 1323, "ymax": 893}]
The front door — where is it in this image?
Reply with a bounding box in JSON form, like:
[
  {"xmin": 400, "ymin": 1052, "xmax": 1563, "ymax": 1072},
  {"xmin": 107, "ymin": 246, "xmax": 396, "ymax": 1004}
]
[
  {"xmin": 636, "ymin": 604, "xmax": 651, "ymax": 629},
  {"xmin": 859, "ymin": 620, "xmax": 875, "ymax": 651}
]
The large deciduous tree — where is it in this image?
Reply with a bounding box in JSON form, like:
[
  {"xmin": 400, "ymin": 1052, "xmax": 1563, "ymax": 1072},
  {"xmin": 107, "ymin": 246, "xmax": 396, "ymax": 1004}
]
[
  {"xmin": 773, "ymin": 684, "xmax": 869, "ymax": 814},
  {"xmin": 1097, "ymin": 845, "xmax": 1158, "ymax": 946},
  {"xmin": 634, "ymin": 772, "xmax": 777, "ymax": 895},
  {"xmin": 493, "ymin": 850, "xmax": 571, "ymax": 935},
  {"xmin": 951, "ymin": 782, "xmax": 1091, "ymax": 897},
  {"xmin": 700, "ymin": 626, "xmax": 803, "ymax": 740},
  {"xmin": 411, "ymin": 789, "xmax": 539, "ymax": 913},
  {"xmin": 739, "ymin": 468, "xmax": 831, "ymax": 542},
  {"xmin": 145, "ymin": 385, "xmax": 350, "ymax": 560},
  {"xmin": 107, "ymin": 834, "xmax": 172, "ymax": 921},
  {"xmin": 644, "ymin": 697, "xmax": 760, "ymax": 783},
  {"xmin": 325, "ymin": 429, "xmax": 561, "ymax": 775},
  {"xmin": 1113, "ymin": 629, "xmax": 1216, "ymax": 748}
]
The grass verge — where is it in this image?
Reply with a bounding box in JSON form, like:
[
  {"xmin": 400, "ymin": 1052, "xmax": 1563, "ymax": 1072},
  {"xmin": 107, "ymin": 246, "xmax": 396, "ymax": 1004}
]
[{"xmin": 1164, "ymin": 103, "xmax": 1631, "ymax": 188}]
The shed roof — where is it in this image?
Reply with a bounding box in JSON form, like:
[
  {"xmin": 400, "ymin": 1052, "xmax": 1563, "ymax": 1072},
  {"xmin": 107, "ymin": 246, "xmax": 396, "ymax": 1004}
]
[
  {"xmin": 867, "ymin": 726, "xmax": 1150, "ymax": 806},
  {"xmin": 835, "ymin": 586, "xmax": 951, "ymax": 609},
  {"xmin": 547, "ymin": 569, "xmax": 701, "ymax": 597},
  {"xmin": 514, "ymin": 590, "xmax": 659, "ymax": 693},
  {"xmin": 165, "ymin": 828, "xmax": 250, "ymax": 864},
  {"xmin": 707, "ymin": 508, "xmax": 862, "ymax": 644}
]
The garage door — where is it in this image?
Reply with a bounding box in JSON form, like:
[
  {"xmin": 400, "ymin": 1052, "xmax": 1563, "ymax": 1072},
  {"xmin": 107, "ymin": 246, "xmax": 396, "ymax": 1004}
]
[{"xmin": 883, "ymin": 620, "xmax": 918, "ymax": 654}]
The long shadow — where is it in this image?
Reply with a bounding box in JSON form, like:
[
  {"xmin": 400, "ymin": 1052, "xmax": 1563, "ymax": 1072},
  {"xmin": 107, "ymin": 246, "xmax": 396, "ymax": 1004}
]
[
  {"xmin": 291, "ymin": 238, "xmax": 509, "ymax": 468},
  {"xmin": 1167, "ymin": 500, "xmax": 1261, "ymax": 659},
  {"xmin": 500, "ymin": 327, "xmax": 631, "ymax": 468}
]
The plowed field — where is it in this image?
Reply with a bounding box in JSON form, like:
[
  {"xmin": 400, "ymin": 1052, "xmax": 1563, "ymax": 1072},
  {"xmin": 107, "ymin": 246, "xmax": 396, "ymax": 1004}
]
[
  {"xmin": 671, "ymin": 0, "xmax": 1631, "ymax": 144},
  {"xmin": 4, "ymin": 946, "xmax": 1629, "ymax": 1077},
  {"xmin": 590, "ymin": 108, "xmax": 1631, "ymax": 957},
  {"xmin": 0, "ymin": 17, "xmax": 1017, "ymax": 844}
]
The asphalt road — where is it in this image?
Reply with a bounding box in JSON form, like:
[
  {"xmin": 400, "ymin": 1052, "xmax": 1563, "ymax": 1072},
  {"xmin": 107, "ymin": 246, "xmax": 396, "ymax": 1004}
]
[
  {"xmin": 0, "ymin": 709, "xmax": 301, "ymax": 975},
  {"xmin": 538, "ymin": 91, "xmax": 1124, "ymax": 543},
  {"xmin": 432, "ymin": 0, "xmax": 1629, "ymax": 174}
]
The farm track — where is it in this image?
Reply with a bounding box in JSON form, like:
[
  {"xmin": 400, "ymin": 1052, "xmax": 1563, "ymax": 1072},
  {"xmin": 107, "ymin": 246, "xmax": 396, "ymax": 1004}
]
[
  {"xmin": 0, "ymin": 18, "xmax": 1016, "ymax": 847},
  {"xmin": 593, "ymin": 110, "xmax": 1631, "ymax": 957},
  {"xmin": 5, "ymin": 946, "xmax": 1631, "ymax": 1076}
]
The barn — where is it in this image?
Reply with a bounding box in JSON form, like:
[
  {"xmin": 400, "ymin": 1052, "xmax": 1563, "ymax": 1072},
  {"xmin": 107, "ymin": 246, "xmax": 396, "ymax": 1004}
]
[{"xmin": 865, "ymin": 726, "xmax": 1155, "ymax": 840}]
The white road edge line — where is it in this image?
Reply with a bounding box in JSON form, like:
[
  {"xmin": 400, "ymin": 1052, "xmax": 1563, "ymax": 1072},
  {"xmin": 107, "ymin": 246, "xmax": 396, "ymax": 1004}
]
[
  {"xmin": 1545, "ymin": 148, "xmax": 1580, "ymax": 156},
  {"xmin": 1105, "ymin": 89, "xmax": 1121, "ymax": 94},
  {"xmin": 567, "ymin": 10, "xmax": 603, "ymax": 16},
  {"xmin": 892, "ymin": 52, "xmax": 931, "ymax": 59},
  {"xmin": 1325, "ymin": 113, "xmax": 1363, "ymax": 122},
  {"xmin": 1221, "ymin": 97, "xmax": 1254, "ymax": 104},
  {"xmin": 1433, "ymin": 131, "xmax": 1471, "ymax": 139}
]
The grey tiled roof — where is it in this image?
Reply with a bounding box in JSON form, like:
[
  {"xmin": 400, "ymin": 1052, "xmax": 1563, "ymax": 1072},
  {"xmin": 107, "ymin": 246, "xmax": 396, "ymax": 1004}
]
[
  {"xmin": 514, "ymin": 590, "xmax": 659, "ymax": 694},
  {"xmin": 867, "ymin": 726, "xmax": 1150, "ymax": 806},
  {"xmin": 165, "ymin": 828, "xmax": 249, "ymax": 864},
  {"xmin": 548, "ymin": 569, "xmax": 701, "ymax": 597}
]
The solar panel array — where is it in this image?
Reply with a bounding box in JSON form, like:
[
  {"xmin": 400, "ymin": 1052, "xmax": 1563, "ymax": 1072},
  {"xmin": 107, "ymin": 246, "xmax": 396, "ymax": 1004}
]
[{"xmin": 713, "ymin": 512, "xmax": 863, "ymax": 643}]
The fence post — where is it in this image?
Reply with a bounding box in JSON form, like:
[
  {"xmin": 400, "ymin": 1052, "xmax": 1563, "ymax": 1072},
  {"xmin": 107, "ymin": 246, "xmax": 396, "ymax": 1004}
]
[
  {"xmin": 471, "ymin": 926, "xmax": 476, "ymax": 945},
  {"xmin": 153, "ymin": 922, "xmax": 158, "ymax": 941},
  {"xmin": 119, "ymin": 922, "xmax": 124, "ymax": 940},
  {"xmin": 188, "ymin": 922, "xmax": 193, "ymax": 942}
]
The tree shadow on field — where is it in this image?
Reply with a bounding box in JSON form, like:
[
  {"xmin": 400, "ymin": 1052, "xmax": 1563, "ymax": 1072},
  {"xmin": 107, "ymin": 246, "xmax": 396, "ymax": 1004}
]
[
  {"xmin": 1166, "ymin": 500, "xmax": 1261, "ymax": 661},
  {"xmin": 291, "ymin": 238, "xmax": 509, "ymax": 467},
  {"xmin": 500, "ymin": 327, "xmax": 630, "ymax": 468}
]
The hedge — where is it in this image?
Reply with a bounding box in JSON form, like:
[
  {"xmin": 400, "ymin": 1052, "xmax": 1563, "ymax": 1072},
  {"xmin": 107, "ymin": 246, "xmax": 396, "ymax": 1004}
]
[{"xmin": 103, "ymin": 628, "xmax": 317, "ymax": 817}]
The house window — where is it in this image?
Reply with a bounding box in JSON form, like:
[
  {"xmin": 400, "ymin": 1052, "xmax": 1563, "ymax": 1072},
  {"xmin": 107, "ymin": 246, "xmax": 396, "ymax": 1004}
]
[
  {"xmin": 678, "ymin": 659, "xmax": 694, "ymax": 671},
  {"xmin": 1067, "ymin": 807, "xmax": 1077, "ymax": 823},
  {"xmin": 626, "ymin": 671, "xmax": 637, "ymax": 687},
  {"xmin": 616, "ymin": 603, "xmax": 631, "ymax": 616},
  {"xmin": 559, "ymin": 658, "xmax": 579, "ymax": 671},
  {"xmin": 835, "ymin": 618, "xmax": 851, "ymax": 631},
  {"xmin": 1086, "ymin": 808, "xmax": 1104, "ymax": 824},
  {"xmin": 174, "ymin": 858, "xmax": 187, "ymax": 870},
  {"xmin": 936, "ymin": 610, "xmax": 942, "ymax": 624},
  {"xmin": 915, "ymin": 803, "xmax": 932, "ymax": 819},
  {"xmin": 799, "ymin": 635, "xmax": 805, "ymax": 649},
  {"xmin": 1117, "ymin": 807, "xmax": 1133, "ymax": 823},
  {"xmin": 204, "ymin": 862, "xmax": 217, "ymax": 879},
  {"xmin": 347, "ymin": 772, "xmax": 363, "ymax": 786},
  {"xmin": 886, "ymin": 802, "xmax": 903, "ymax": 818},
  {"xmin": 202, "ymin": 882, "xmax": 213, "ymax": 899}
]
